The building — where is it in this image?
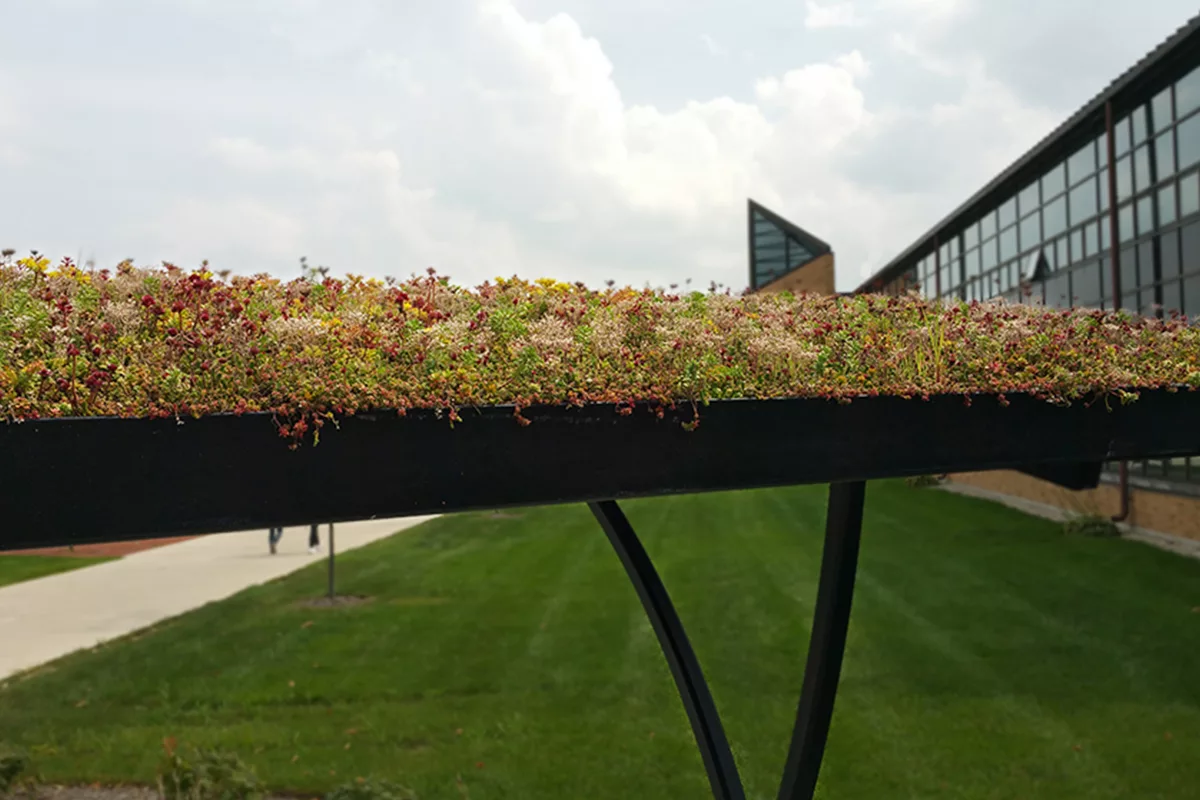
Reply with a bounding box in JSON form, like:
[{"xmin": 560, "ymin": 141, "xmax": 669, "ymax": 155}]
[
  {"xmin": 747, "ymin": 199, "xmax": 837, "ymax": 296},
  {"xmin": 856, "ymin": 13, "xmax": 1200, "ymax": 542}
]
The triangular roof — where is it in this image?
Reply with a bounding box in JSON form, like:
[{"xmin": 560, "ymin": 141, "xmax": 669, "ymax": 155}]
[{"xmin": 747, "ymin": 199, "xmax": 833, "ymax": 290}]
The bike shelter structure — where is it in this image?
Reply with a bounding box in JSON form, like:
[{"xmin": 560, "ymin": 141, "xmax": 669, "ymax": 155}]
[{"xmin": 3, "ymin": 389, "xmax": 1198, "ymax": 799}]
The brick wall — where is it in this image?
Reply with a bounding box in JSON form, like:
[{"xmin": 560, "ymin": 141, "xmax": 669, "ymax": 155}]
[
  {"xmin": 757, "ymin": 253, "xmax": 836, "ymax": 296},
  {"xmin": 949, "ymin": 469, "xmax": 1200, "ymax": 542}
]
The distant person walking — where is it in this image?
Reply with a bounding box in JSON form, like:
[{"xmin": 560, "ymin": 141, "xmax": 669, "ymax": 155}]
[{"xmin": 267, "ymin": 524, "xmax": 321, "ymax": 555}]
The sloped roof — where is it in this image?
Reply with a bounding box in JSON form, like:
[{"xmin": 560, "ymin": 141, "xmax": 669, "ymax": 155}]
[
  {"xmin": 747, "ymin": 199, "xmax": 833, "ymax": 290},
  {"xmin": 857, "ymin": 12, "xmax": 1200, "ymax": 293}
]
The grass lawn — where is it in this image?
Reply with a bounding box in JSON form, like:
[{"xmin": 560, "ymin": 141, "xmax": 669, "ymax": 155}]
[
  {"xmin": 0, "ymin": 555, "xmax": 114, "ymax": 589},
  {"xmin": 1, "ymin": 481, "xmax": 1199, "ymax": 799}
]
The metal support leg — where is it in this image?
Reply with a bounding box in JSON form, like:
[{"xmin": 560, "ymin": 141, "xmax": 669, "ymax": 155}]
[
  {"xmin": 777, "ymin": 481, "xmax": 866, "ymax": 800},
  {"xmin": 589, "ymin": 500, "xmax": 746, "ymax": 800}
]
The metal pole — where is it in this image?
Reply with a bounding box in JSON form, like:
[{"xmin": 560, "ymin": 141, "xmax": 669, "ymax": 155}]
[
  {"xmin": 589, "ymin": 500, "xmax": 746, "ymax": 800},
  {"xmin": 327, "ymin": 522, "xmax": 335, "ymax": 600},
  {"xmin": 778, "ymin": 481, "xmax": 867, "ymax": 800}
]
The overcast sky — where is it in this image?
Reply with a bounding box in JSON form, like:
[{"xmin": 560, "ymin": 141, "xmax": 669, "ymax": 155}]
[{"xmin": 1, "ymin": 0, "xmax": 1196, "ymax": 291}]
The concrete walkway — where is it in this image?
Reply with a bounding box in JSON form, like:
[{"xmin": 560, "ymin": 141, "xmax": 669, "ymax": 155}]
[
  {"xmin": 938, "ymin": 482, "xmax": 1200, "ymax": 561},
  {"xmin": 0, "ymin": 517, "xmax": 437, "ymax": 682}
]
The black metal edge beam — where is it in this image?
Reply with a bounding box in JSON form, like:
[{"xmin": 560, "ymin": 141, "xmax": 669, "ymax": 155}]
[
  {"xmin": 1014, "ymin": 461, "xmax": 1104, "ymax": 491},
  {"xmin": 777, "ymin": 481, "xmax": 866, "ymax": 800},
  {"xmin": 2, "ymin": 390, "xmax": 1198, "ymax": 550},
  {"xmin": 589, "ymin": 501, "xmax": 745, "ymax": 800}
]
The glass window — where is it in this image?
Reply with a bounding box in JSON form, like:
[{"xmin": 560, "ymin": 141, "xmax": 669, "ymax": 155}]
[
  {"xmin": 1101, "ymin": 216, "xmax": 1112, "ymax": 250},
  {"xmin": 964, "ymin": 222, "xmax": 979, "ymax": 250},
  {"xmin": 1185, "ymin": 272, "xmax": 1200, "ymax": 317},
  {"xmin": 1160, "ymin": 184, "xmax": 1178, "ymax": 226},
  {"xmin": 1142, "ymin": 287, "xmax": 1158, "ymax": 315},
  {"xmin": 1116, "ymin": 155, "xmax": 1133, "ymax": 201},
  {"xmin": 999, "ymin": 225, "xmax": 1018, "ymax": 261},
  {"xmin": 965, "ymin": 248, "xmax": 980, "ymax": 279},
  {"xmin": 1177, "ymin": 65, "xmax": 1200, "ymax": 119},
  {"xmin": 1097, "ymin": 133, "xmax": 1109, "ymax": 169},
  {"xmin": 1115, "ymin": 115, "xmax": 1131, "ymax": 157},
  {"xmin": 1019, "ymin": 212, "xmax": 1040, "ymax": 251},
  {"xmin": 1070, "ymin": 228, "xmax": 1083, "ymax": 264},
  {"xmin": 1045, "ymin": 272, "xmax": 1069, "ymax": 308},
  {"xmin": 981, "ymin": 237, "xmax": 998, "ymax": 270},
  {"xmin": 980, "ymin": 210, "xmax": 997, "ymax": 240},
  {"xmin": 1119, "ymin": 203, "xmax": 1135, "ymax": 243},
  {"xmin": 1068, "ymin": 141, "xmax": 1095, "ymax": 184},
  {"xmin": 1162, "ymin": 229, "xmax": 1181, "ymax": 278},
  {"xmin": 1183, "ymin": 221, "xmax": 1200, "ymax": 277},
  {"xmin": 998, "ymin": 197, "xmax": 1017, "ymax": 229},
  {"xmin": 1139, "ymin": 240, "xmax": 1155, "ymax": 287},
  {"xmin": 1084, "ymin": 221, "xmax": 1099, "ymax": 256},
  {"xmin": 1074, "ymin": 262, "xmax": 1101, "ymax": 305},
  {"xmin": 1056, "ymin": 237, "xmax": 1069, "ymax": 271},
  {"xmin": 1119, "ymin": 248, "xmax": 1137, "ymax": 297},
  {"xmin": 1069, "ymin": 176, "xmax": 1097, "ymax": 223},
  {"xmin": 1043, "ymin": 195, "xmax": 1067, "ymax": 238},
  {"xmin": 1156, "ymin": 130, "xmax": 1176, "ymax": 179},
  {"xmin": 1179, "ymin": 112, "xmax": 1200, "ymax": 172},
  {"xmin": 1018, "ymin": 182, "xmax": 1039, "ymax": 216},
  {"xmin": 1134, "ymin": 144, "xmax": 1152, "ymax": 191},
  {"xmin": 1137, "ymin": 195, "xmax": 1154, "ymax": 237},
  {"xmin": 1162, "ymin": 280, "xmax": 1182, "ymax": 315},
  {"xmin": 1182, "ymin": 171, "xmax": 1200, "ymax": 218},
  {"xmin": 1041, "ymin": 162, "xmax": 1066, "ymax": 199},
  {"xmin": 1131, "ymin": 105, "xmax": 1148, "ymax": 147},
  {"xmin": 1152, "ymin": 87, "xmax": 1173, "ymax": 131},
  {"xmin": 949, "ymin": 236, "xmax": 960, "ymax": 258},
  {"xmin": 1100, "ymin": 171, "xmax": 1110, "ymax": 211}
]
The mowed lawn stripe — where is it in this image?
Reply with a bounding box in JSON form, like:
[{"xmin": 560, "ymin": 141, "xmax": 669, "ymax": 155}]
[{"xmin": 1, "ymin": 482, "xmax": 1199, "ymax": 799}]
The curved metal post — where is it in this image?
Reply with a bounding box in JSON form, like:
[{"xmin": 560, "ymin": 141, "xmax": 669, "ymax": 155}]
[
  {"xmin": 777, "ymin": 481, "xmax": 866, "ymax": 800},
  {"xmin": 588, "ymin": 500, "xmax": 746, "ymax": 800}
]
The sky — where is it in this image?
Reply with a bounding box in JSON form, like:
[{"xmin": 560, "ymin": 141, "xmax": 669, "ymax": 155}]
[{"xmin": 1, "ymin": 0, "xmax": 1196, "ymax": 292}]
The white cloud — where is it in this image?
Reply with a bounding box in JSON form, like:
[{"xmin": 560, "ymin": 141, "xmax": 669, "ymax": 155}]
[
  {"xmin": 360, "ymin": 50, "xmax": 426, "ymax": 96},
  {"xmin": 3, "ymin": 0, "xmax": 1192, "ymax": 291},
  {"xmin": 699, "ymin": 34, "xmax": 728, "ymax": 57},
  {"xmin": 805, "ymin": 0, "xmax": 864, "ymax": 29}
]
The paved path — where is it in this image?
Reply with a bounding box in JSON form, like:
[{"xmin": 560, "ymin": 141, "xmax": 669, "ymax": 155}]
[{"xmin": 0, "ymin": 517, "xmax": 437, "ymax": 682}]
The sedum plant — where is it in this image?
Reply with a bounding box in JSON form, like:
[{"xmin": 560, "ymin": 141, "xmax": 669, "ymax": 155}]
[{"xmin": 1, "ymin": 252, "xmax": 1197, "ymax": 444}]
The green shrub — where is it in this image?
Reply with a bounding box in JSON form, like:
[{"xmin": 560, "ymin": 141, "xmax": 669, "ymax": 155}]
[
  {"xmin": 326, "ymin": 777, "xmax": 420, "ymax": 800},
  {"xmin": 0, "ymin": 746, "xmax": 35, "ymax": 798},
  {"xmin": 157, "ymin": 744, "xmax": 263, "ymax": 800},
  {"xmin": 906, "ymin": 474, "xmax": 943, "ymax": 488},
  {"xmin": 1063, "ymin": 513, "xmax": 1121, "ymax": 538}
]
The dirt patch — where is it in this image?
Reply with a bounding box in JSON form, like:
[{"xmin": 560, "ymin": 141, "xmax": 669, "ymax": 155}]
[
  {"xmin": 295, "ymin": 594, "xmax": 374, "ymax": 609},
  {"xmin": 6, "ymin": 536, "xmax": 196, "ymax": 558}
]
